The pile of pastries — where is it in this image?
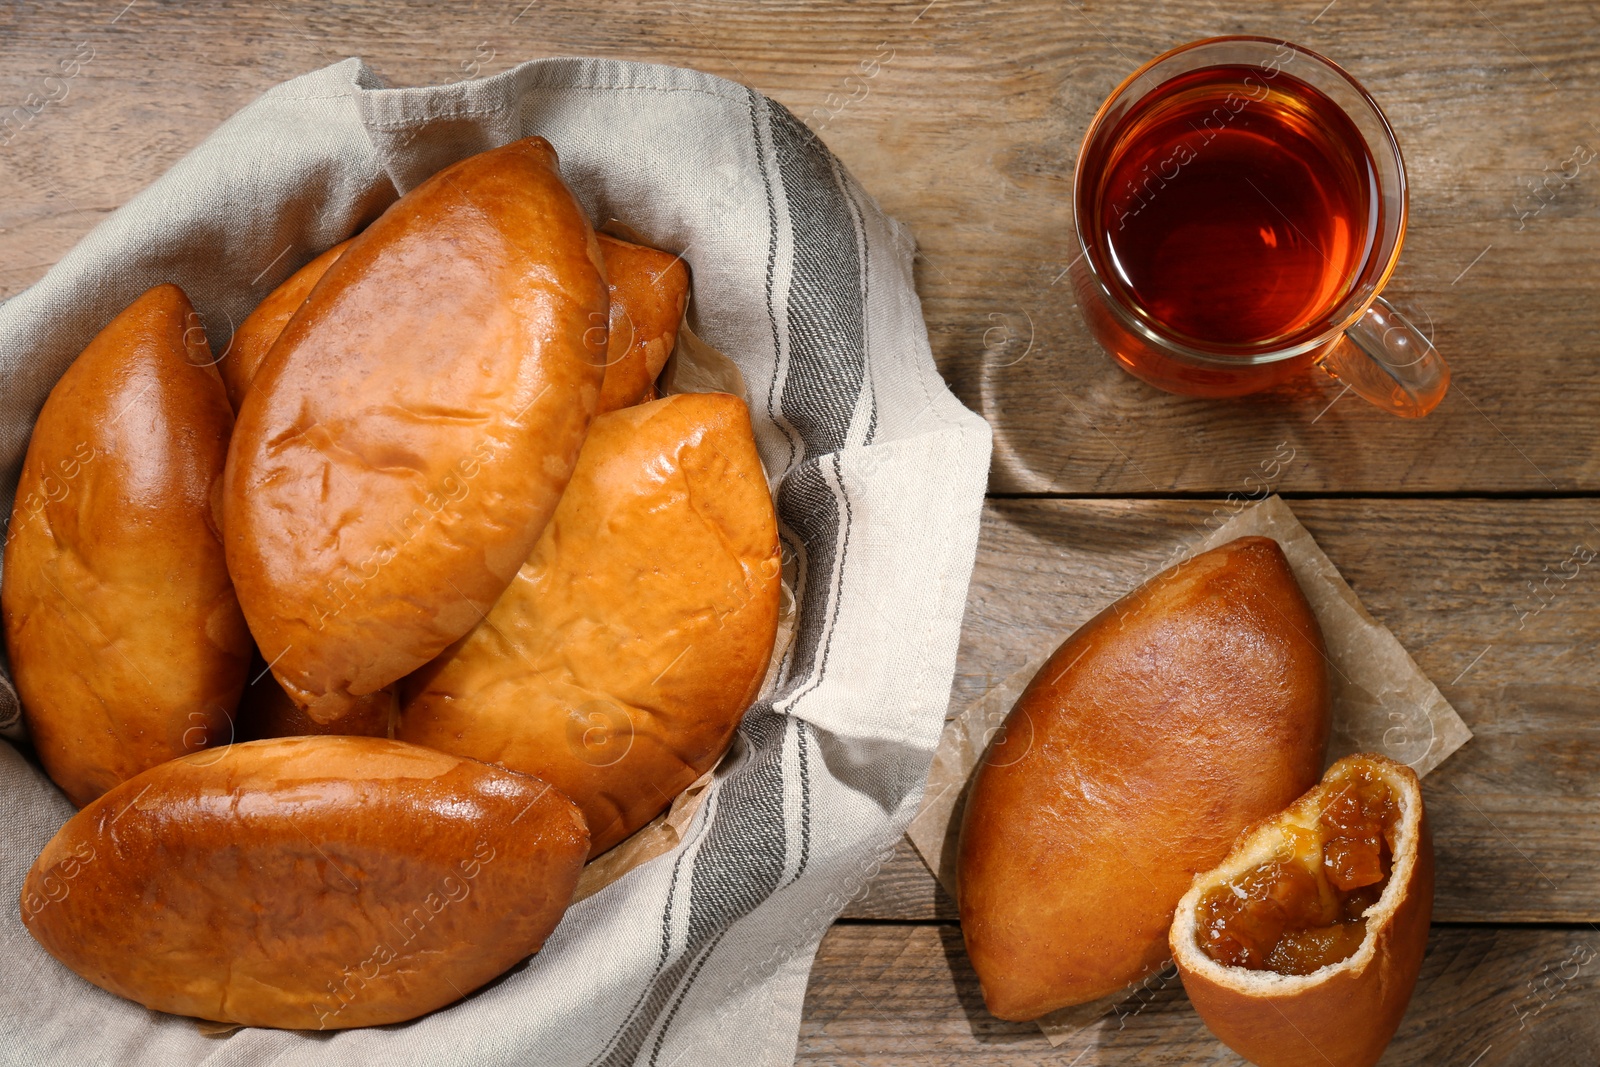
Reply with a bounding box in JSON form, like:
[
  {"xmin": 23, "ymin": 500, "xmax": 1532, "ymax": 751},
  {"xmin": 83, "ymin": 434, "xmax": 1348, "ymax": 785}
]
[{"xmin": 5, "ymin": 137, "xmax": 780, "ymax": 1030}]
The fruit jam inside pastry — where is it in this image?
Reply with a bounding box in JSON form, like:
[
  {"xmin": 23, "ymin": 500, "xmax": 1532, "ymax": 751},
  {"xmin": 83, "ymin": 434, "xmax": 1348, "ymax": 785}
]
[{"xmin": 1196, "ymin": 768, "xmax": 1398, "ymax": 975}]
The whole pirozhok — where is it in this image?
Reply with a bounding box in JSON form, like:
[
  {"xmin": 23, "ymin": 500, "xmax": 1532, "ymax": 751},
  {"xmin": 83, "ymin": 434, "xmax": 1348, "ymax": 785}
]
[
  {"xmin": 957, "ymin": 536, "xmax": 1332, "ymax": 1020},
  {"xmin": 1, "ymin": 283, "xmax": 250, "ymax": 808},
  {"xmin": 224, "ymin": 136, "xmax": 609, "ymax": 724},
  {"xmin": 21, "ymin": 737, "xmax": 588, "ymax": 1030}
]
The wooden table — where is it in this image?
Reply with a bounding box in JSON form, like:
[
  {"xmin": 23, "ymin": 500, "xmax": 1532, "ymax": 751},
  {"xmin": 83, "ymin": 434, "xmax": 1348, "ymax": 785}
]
[{"xmin": 3, "ymin": 2, "xmax": 1596, "ymax": 1063}]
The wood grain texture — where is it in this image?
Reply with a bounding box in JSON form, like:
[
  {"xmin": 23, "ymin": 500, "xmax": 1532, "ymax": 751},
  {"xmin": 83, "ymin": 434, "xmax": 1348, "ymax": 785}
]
[
  {"xmin": 1, "ymin": 2, "xmax": 1595, "ymax": 1061},
  {"xmin": 848, "ymin": 498, "xmax": 1600, "ymax": 923},
  {"xmin": 842, "ymin": 838, "xmax": 958, "ymax": 922},
  {"xmin": 2, "ymin": 0, "xmax": 1598, "ymax": 491},
  {"xmin": 799, "ymin": 923, "xmax": 1600, "ymax": 1066}
]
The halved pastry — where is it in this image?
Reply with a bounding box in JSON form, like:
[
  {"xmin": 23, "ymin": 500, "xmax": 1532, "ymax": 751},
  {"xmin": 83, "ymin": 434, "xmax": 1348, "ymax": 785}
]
[{"xmin": 1171, "ymin": 753, "xmax": 1433, "ymax": 1067}]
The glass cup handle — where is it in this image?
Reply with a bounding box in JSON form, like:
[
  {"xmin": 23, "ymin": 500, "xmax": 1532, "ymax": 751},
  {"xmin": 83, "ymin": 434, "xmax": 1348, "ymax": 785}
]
[{"xmin": 1314, "ymin": 296, "xmax": 1451, "ymax": 418}]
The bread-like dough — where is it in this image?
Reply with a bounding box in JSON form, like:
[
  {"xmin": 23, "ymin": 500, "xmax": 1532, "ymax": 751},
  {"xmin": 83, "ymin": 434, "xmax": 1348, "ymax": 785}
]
[
  {"xmin": 2, "ymin": 283, "xmax": 250, "ymax": 807},
  {"xmin": 224, "ymin": 137, "xmax": 608, "ymax": 723},
  {"xmin": 401, "ymin": 392, "xmax": 780, "ymax": 854}
]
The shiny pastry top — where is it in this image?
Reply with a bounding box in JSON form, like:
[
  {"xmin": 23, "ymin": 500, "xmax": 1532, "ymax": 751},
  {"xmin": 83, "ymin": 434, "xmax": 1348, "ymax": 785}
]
[{"xmin": 224, "ymin": 136, "xmax": 609, "ymax": 723}]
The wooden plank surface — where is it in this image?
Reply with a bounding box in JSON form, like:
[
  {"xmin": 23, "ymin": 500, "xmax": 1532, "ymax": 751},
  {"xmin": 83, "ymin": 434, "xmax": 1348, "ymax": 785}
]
[
  {"xmin": 2, "ymin": 2, "xmax": 1596, "ymax": 1064},
  {"xmin": 842, "ymin": 838, "xmax": 958, "ymax": 922},
  {"xmin": 3, "ymin": 0, "xmax": 1599, "ymax": 492},
  {"xmin": 799, "ymin": 923, "xmax": 1600, "ymax": 1066}
]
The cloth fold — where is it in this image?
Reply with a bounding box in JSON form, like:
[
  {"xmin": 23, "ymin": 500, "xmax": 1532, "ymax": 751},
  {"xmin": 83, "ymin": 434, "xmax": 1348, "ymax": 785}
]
[{"xmin": 0, "ymin": 56, "xmax": 990, "ymax": 1066}]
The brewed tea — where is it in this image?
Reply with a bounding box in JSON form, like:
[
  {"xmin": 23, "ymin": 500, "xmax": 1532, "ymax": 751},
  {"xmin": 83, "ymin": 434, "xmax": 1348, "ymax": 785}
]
[{"xmin": 1089, "ymin": 64, "xmax": 1380, "ymax": 349}]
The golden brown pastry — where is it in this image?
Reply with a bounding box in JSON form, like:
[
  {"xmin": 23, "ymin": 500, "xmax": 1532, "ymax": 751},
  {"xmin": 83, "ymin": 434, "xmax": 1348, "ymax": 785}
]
[
  {"xmin": 595, "ymin": 233, "xmax": 688, "ymax": 413},
  {"xmin": 957, "ymin": 536, "xmax": 1330, "ymax": 1020},
  {"xmin": 219, "ymin": 238, "xmax": 352, "ymax": 412},
  {"xmin": 1171, "ymin": 753, "xmax": 1433, "ymax": 1067},
  {"xmin": 233, "ymin": 650, "xmax": 393, "ymax": 741},
  {"xmin": 2, "ymin": 283, "xmax": 250, "ymax": 808},
  {"xmin": 224, "ymin": 137, "xmax": 609, "ymax": 724},
  {"xmin": 400, "ymin": 392, "xmax": 780, "ymax": 854},
  {"xmin": 21, "ymin": 736, "xmax": 589, "ymax": 1030}
]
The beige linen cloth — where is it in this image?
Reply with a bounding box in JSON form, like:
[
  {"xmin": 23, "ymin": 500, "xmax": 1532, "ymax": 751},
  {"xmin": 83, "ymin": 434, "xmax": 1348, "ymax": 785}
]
[{"xmin": 0, "ymin": 57, "xmax": 991, "ymax": 1067}]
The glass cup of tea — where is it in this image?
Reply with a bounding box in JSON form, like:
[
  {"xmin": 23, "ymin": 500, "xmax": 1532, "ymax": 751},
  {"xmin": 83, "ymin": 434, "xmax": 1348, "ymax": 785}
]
[{"xmin": 1069, "ymin": 36, "xmax": 1450, "ymax": 417}]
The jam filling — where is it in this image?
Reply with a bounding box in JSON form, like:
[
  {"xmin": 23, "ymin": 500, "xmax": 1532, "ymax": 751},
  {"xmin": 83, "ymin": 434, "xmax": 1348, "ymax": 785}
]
[{"xmin": 1197, "ymin": 770, "xmax": 1398, "ymax": 975}]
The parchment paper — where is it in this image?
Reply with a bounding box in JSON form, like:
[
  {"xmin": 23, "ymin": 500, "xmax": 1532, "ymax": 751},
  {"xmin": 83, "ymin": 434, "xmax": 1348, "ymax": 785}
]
[{"xmin": 903, "ymin": 494, "xmax": 1471, "ymax": 1047}]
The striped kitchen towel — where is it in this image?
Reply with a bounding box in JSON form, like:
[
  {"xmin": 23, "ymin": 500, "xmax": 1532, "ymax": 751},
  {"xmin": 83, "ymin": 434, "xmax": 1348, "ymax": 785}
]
[{"xmin": 0, "ymin": 56, "xmax": 990, "ymax": 1067}]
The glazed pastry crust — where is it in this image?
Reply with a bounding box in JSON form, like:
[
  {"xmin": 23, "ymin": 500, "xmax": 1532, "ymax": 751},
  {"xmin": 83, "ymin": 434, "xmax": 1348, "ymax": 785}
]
[
  {"xmin": 595, "ymin": 233, "xmax": 688, "ymax": 414},
  {"xmin": 401, "ymin": 392, "xmax": 780, "ymax": 855},
  {"xmin": 957, "ymin": 536, "xmax": 1331, "ymax": 1020},
  {"xmin": 20, "ymin": 736, "xmax": 589, "ymax": 1030},
  {"xmin": 223, "ymin": 136, "xmax": 608, "ymax": 723},
  {"xmin": 2, "ymin": 283, "xmax": 250, "ymax": 807},
  {"xmin": 219, "ymin": 238, "xmax": 353, "ymax": 412}
]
